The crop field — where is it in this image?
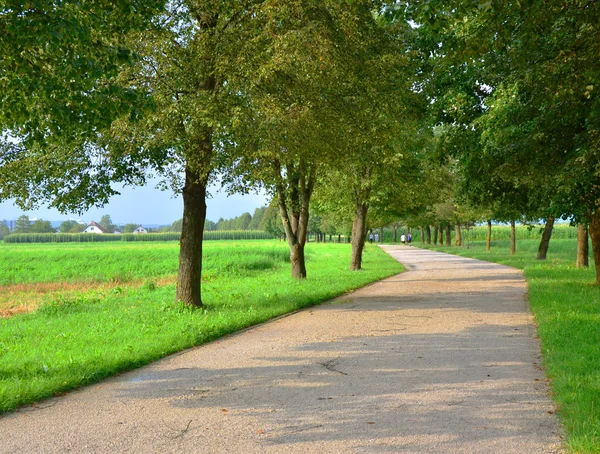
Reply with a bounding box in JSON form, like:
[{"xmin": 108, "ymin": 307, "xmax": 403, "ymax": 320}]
[
  {"xmin": 420, "ymin": 238, "xmax": 600, "ymax": 452},
  {"xmin": 0, "ymin": 240, "xmax": 402, "ymax": 413}
]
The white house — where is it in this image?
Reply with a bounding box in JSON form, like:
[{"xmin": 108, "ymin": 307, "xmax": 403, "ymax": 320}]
[
  {"xmin": 133, "ymin": 225, "xmax": 148, "ymax": 234},
  {"xmin": 83, "ymin": 221, "xmax": 106, "ymax": 234}
]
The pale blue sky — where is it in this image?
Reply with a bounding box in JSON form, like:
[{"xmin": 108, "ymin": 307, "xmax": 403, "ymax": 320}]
[{"xmin": 0, "ymin": 182, "xmax": 269, "ymax": 226}]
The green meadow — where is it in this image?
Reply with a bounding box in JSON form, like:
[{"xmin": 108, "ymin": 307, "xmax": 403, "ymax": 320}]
[
  {"xmin": 0, "ymin": 240, "xmax": 402, "ymax": 414},
  {"xmin": 419, "ymin": 237, "xmax": 600, "ymax": 453}
]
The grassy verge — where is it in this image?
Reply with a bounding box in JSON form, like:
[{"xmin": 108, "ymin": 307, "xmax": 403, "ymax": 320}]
[
  {"xmin": 0, "ymin": 241, "xmax": 401, "ymax": 414},
  {"xmin": 417, "ymin": 239, "xmax": 600, "ymax": 453}
]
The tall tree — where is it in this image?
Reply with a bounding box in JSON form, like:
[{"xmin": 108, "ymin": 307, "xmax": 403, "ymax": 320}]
[
  {"xmin": 99, "ymin": 214, "xmax": 116, "ymax": 233},
  {"xmin": 13, "ymin": 215, "xmax": 30, "ymax": 233}
]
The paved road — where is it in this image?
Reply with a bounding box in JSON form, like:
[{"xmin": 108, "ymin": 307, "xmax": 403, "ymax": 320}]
[{"xmin": 1, "ymin": 246, "xmax": 563, "ymax": 453}]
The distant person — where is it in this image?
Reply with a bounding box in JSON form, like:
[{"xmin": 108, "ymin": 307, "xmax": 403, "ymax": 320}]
[
  {"xmin": 374, "ymin": 233, "xmax": 379, "ymax": 243},
  {"xmin": 369, "ymin": 233, "xmax": 373, "ymax": 244},
  {"xmin": 407, "ymin": 233, "xmax": 412, "ymax": 245},
  {"xmin": 401, "ymin": 234, "xmax": 406, "ymax": 245}
]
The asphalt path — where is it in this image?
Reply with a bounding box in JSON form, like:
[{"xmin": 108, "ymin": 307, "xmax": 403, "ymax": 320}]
[{"xmin": 1, "ymin": 246, "xmax": 563, "ymax": 453}]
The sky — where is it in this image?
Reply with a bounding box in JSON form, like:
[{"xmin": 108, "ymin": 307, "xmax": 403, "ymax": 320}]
[{"xmin": 0, "ymin": 181, "xmax": 269, "ymax": 226}]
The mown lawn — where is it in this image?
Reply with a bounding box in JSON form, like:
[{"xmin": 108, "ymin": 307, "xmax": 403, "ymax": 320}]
[
  {"xmin": 0, "ymin": 240, "xmax": 402, "ymax": 414},
  {"xmin": 418, "ymin": 238, "xmax": 600, "ymax": 453}
]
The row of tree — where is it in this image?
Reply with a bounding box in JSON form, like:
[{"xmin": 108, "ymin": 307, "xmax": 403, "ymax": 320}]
[
  {"xmin": 396, "ymin": 0, "xmax": 598, "ymax": 277},
  {"xmin": 1, "ymin": 1, "xmax": 427, "ymax": 307},
  {"xmin": 2, "ymin": 1, "xmax": 599, "ymax": 307},
  {"xmin": 2, "ymin": 214, "xmax": 148, "ymax": 235},
  {"xmin": 166, "ymin": 206, "xmax": 273, "ymax": 233}
]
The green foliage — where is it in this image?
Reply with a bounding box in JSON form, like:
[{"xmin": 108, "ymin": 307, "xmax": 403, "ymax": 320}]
[
  {"xmin": 0, "ymin": 241, "xmax": 402, "ymax": 414},
  {"xmin": 216, "ymin": 212, "xmax": 252, "ymax": 231},
  {"xmin": 13, "ymin": 215, "xmax": 30, "ymax": 233},
  {"xmin": 0, "ymin": 0, "xmax": 167, "ymax": 212},
  {"xmin": 98, "ymin": 214, "xmax": 115, "ymax": 234},
  {"xmin": 59, "ymin": 220, "xmax": 85, "ymax": 233},
  {"xmin": 0, "ymin": 222, "xmax": 8, "ymax": 240},
  {"xmin": 421, "ymin": 239, "xmax": 599, "ymax": 452},
  {"xmin": 122, "ymin": 223, "xmax": 137, "ymax": 233},
  {"xmin": 29, "ymin": 219, "xmax": 55, "ymax": 233}
]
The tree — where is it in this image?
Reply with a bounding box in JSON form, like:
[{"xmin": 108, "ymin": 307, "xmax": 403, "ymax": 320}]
[
  {"xmin": 247, "ymin": 207, "xmax": 267, "ymax": 231},
  {"xmin": 225, "ymin": 0, "xmax": 366, "ymax": 278},
  {"xmin": 0, "ymin": 1, "xmax": 272, "ymax": 307},
  {"xmin": 410, "ymin": 0, "xmax": 600, "ymax": 280},
  {"xmin": 59, "ymin": 220, "xmax": 74, "ymax": 233},
  {"xmin": 0, "ymin": 222, "xmax": 9, "ymax": 239},
  {"xmin": 30, "ymin": 219, "xmax": 55, "ymax": 233},
  {"xmin": 123, "ymin": 223, "xmax": 138, "ymax": 233},
  {"xmin": 13, "ymin": 215, "xmax": 30, "ymax": 233},
  {"xmin": 99, "ymin": 215, "xmax": 116, "ymax": 233},
  {"xmin": 261, "ymin": 201, "xmax": 285, "ymax": 239},
  {"xmin": 203, "ymin": 220, "xmax": 216, "ymax": 231}
]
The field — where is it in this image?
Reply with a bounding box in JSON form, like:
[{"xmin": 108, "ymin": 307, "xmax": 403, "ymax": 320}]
[
  {"xmin": 419, "ymin": 237, "xmax": 600, "ymax": 453},
  {"xmin": 0, "ymin": 240, "xmax": 402, "ymax": 414}
]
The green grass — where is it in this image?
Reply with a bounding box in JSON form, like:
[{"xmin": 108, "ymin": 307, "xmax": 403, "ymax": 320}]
[
  {"xmin": 0, "ymin": 240, "xmax": 402, "ymax": 414},
  {"xmin": 0, "ymin": 242, "xmax": 180, "ymax": 285},
  {"xmin": 418, "ymin": 238, "xmax": 600, "ymax": 453}
]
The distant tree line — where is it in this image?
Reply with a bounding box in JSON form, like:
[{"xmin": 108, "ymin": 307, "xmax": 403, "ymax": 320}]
[{"xmin": 162, "ymin": 206, "xmax": 283, "ymax": 236}]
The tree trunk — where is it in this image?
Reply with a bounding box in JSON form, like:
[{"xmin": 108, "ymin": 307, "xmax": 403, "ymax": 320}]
[
  {"xmin": 510, "ymin": 220, "xmax": 516, "ymax": 256},
  {"xmin": 420, "ymin": 227, "xmax": 424, "ymax": 244},
  {"xmin": 445, "ymin": 225, "xmax": 451, "ymax": 246},
  {"xmin": 274, "ymin": 159, "xmax": 315, "ymax": 279},
  {"xmin": 536, "ymin": 215, "xmax": 555, "ymax": 260},
  {"xmin": 433, "ymin": 226, "xmax": 438, "ymax": 245},
  {"xmin": 392, "ymin": 225, "xmax": 397, "ymax": 243},
  {"xmin": 486, "ymin": 219, "xmax": 492, "ymax": 252},
  {"xmin": 590, "ymin": 210, "xmax": 600, "ymax": 284},
  {"xmin": 351, "ymin": 202, "xmax": 368, "ymax": 270},
  {"xmin": 577, "ymin": 223, "xmax": 589, "ymax": 268},
  {"xmin": 426, "ymin": 226, "xmax": 431, "ymax": 244},
  {"xmin": 290, "ymin": 241, "xmax": 307, "ymax": 278},
  {"xmin": 454, "ymin": 224, "xmax": 462, "ymax": 246},
  {"xmin": 176, "ymin": 165, "xmax": 208, "ymax": 307}
]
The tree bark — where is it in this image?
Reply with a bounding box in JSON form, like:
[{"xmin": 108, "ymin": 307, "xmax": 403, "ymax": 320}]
[
  {"xmin": 445, "ymin": 225, "xmax": 451, "ymax": 246},
  {"xmin": 420, "ymin": 227, "xmax": 424, "ymax": 244},
  {"xmin": 290, "ymin": 241, "xmax": 307, "ymax": 278},
  {"xmin": 486, "ymin": 219, "xmax": 492, "ymax": 252},
  {"xmin": 536, "ymin": 215, "xmax": 555, "ymax": 260},
  {"xmin": 590, "ymin": 210, "xmax": 600, "ymax": 284},
  {"xmin": 392, "ymin": 225, "xmax": 397, "ymax": 243},
  {"xmin": 351, "ymin": 202, "xmax": 368, "ymax": 270},
  {"xmin": 433, "ymin": 226, "xmax": 438, "ymax": 245},
  {"xmin": 274, "ymin": 158, "xmax": 315, "ymax": 279},
  {"xmin": 510, "ymin": 220, "xmax": 516, "ymax": 256},
  {"xmin": 454, "ymin": 224, "xmax": 462, "ymax": 246},
  {"xmin": 426, "ymin": 225, "xmax": 431, "ymax": 244},
  {"xmin": 577, "ymin": 223, "xmax": 589, "ymax": 268},
  {"xmin": 176, "ymin": 165, "xmax": 208, "ymax": 307}
]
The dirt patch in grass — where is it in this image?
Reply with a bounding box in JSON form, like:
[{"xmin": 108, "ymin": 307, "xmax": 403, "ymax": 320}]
[{"xmin": 0, "ymin": 276, "xmax": 177, "ymax": 318}]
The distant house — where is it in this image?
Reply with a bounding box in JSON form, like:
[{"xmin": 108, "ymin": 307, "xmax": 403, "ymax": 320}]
[
  {"xmin": 133, "ymin": 225, "xmax": 148, "ymax": 234},
  {"xmin": 83, "ymin": 221, "xmax": 106, "ymax": 234}
]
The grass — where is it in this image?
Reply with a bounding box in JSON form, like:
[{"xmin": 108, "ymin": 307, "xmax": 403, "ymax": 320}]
[
  {"xmin": 0, "ymin": 240, "xmax": 402, "ymax": 414},
  {"xmin": 417, "ymin": 238, "xmax": 600, "ymax": 453}
]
